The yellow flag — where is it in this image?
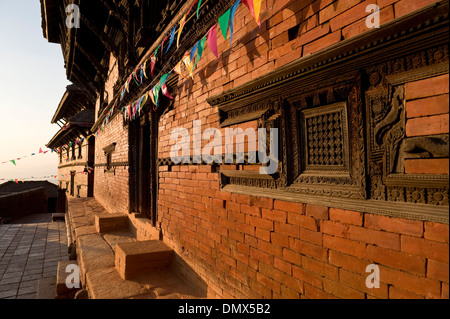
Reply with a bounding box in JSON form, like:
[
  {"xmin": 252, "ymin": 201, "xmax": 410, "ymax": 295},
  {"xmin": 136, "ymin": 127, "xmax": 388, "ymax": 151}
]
[
  {"xmin": 253, "ymin": 0, "xmax": 261, "ymax": 26},
  {"xmin": 182, "ymin": 55, "xmax": 194, "ymax": 79},
  {"xmin": 177, "ymin": 14, "xmax": 187, "ymax": 48}
]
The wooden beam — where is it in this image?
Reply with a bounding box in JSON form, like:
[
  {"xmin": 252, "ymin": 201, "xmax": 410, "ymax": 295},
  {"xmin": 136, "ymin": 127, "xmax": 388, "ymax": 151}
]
[
  {"xmin": 75, "ymin": 42, "xmax": 107, "ymax": 80},
  {"xmin": 98, "ymin": 0, "xmax": 128, "ymax": 27},
  {"xmin": 79, "ymin": 14, "xmax": 118, "ymax": 55}
]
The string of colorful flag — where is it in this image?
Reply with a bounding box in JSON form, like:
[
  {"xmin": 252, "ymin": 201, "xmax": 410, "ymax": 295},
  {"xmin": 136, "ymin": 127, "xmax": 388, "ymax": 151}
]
[
  {"xmin": 1, "ymin": 147, "xmax": 54, "ymax": 166},
  {"xmin": 0, "ymin": 168, "xmax": 94, "ymax": 184},
  {"xmin": 50, "ymin": 0, "xmax": 263, "ymax": 154},
  {"xmin": 116, "ymin": 0, "xmax": 262, "ymax": 123}
]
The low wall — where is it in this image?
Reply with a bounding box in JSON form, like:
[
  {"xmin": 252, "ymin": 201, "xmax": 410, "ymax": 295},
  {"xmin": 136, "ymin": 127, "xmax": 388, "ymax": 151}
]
[{"xmin": 0, "ymin": 188, "xmax": 48, "ymax": 221}]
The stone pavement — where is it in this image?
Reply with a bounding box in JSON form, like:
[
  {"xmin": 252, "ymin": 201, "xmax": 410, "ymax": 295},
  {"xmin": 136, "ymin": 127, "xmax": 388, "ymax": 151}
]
[{"xmin": 0, "ymin": 214, "xmax": 68, "ymax": 299}]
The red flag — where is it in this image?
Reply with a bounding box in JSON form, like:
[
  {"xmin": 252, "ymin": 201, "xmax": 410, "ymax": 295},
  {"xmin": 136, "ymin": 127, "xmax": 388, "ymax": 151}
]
[
  {"xmin": 162, "ymin": 84, "xmax": 174, "ymax": 99},
  {"xmin": 207, "ymin": 25, "xmax": 219, "ymax": 58},
  {"xmin": 39, "ymin": 147, "xmax": 43, "ymax": 153}
]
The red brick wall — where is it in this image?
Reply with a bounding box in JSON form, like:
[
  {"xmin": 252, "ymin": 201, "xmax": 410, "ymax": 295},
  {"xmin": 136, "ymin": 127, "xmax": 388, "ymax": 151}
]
[
  {"xmin": 155, "ymin": 0, "xmax": 448, "ymax": 299},
  {"xmin": 93, "ymin": 114, "xmax": 129, "ymax": 214}
]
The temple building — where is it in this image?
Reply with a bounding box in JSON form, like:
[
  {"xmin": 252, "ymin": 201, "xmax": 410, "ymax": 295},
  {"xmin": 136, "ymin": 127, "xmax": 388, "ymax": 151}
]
[
  {"xmin": 41, "ymin": 0, "xmax": 449, "ymax": 299},
  {"xmin": 47, "ymin": 85, "xmax": 95, "ymax": 200}
]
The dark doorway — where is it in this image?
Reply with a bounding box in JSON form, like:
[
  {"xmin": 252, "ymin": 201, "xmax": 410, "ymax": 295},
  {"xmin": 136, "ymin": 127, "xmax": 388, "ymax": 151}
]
[{"xmin": 129, "ymin": 112, "xmax": 158, "ymax": 224}]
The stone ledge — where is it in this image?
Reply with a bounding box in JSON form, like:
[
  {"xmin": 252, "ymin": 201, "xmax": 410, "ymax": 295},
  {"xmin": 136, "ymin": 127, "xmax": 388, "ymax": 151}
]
[
  {"xmin": 56, "ymin": 260, "xmax": 81, "ymax": 297},
  {"xmin": 77, "ymin": 233, "xmax": 115, "ymax": 287}
]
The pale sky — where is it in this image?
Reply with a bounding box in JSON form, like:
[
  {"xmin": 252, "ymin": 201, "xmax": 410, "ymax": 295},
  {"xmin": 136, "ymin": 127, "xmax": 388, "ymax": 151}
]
[{"xmin": 0, "ymin": 1, "xmax": 70, "ymax": 184}]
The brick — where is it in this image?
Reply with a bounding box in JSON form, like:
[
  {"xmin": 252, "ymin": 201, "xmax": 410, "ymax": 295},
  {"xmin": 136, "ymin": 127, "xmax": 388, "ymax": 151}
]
[
  {"xmin": 303, "ymin": 283, "xmax": 337, "ymax": 299},
  {"xmin": 342, "ymin": 5, "xmax": 395, "ymax": 39},
  {"xmin": 406, "ymin": 94, "xmax": 449, "ymax": 118},
  {"xmin": 302, "ymin": 256, "xmax": 339, "ymax": 281},
  {"xmin": 406, "ymin": 114, "xmax": 449, "ymax": 137},
  {"xmin": 394, "ymin": 0, "xmax": 442, "ymax": 18},
  {"xmin": 401, "ymin": 236, "xmax": 449, "ymax": 263},
  {"xmin": 271, "ymin": 232, "xmax": 290, "ymax": 247},
  {"xmin": 329, "ymin": 208, "xmax": 363, "ymax": 226},
  {"xmin": 388, "ymin": 286, "xmax": 425, "ymax": 299},
  {"xmin": 329, "ymin": 0, "xmax": 378, "ymax": 32},
  {"xmin": 323, "ymin": 234, "xmax": 367, "ymax": 258},
  {"xmin": 379, "ymin": 265, "xmax": 441, "ymax": 298},
  {"xmin": 339, "ymin": 269, "xmax": 389, "ymax": 299},
  {"xmin": 427, "ymin": 259, "xmax": 449, "ymax": 283},
  {"xmin": 306, "ymin": 204, "xmax": 329, "ymax": 220},
  {"xmin": 290, "ymin": 238, "xmax": 328, "ymax": 262},
  {"xmin": 424, "ymin": 222, "xmax": 449, "ymax": 243},
  {"xmin": 246, "ymin": 215, "xmax": 274, "ymax": 231},
  {"xmin": 405, "ymin": 74, "xmax": 449, "ymax": 100},
  {"xmin": 280, "ymin": 285, "xmax": 300, "ymax": 299},
  {"xmin": 274, "ymin": 221, "xmax": 300, "ymax": 238},
  {"xmin": 366, "ymin": 245, "xmax": 426, "ymax": 275},
  {"xmin": 322, "ymin": 278, "xmax": 366, "ymax": 299},
  {"xmin": 404, "ymin": 158, "xmax": 449, "ymax": 174},
  {"xmin": 303, "ymin": 30, "xmax": 342, "ymax": 56},
  {"xmin": 282, "ymin": 248, "xmax": 302, "ymax": 265},
  {"xmin": 299, "ymin": 228, "xmax": 323, "ymax": 246},
  {"xmin": 273, "ymin": 200, "xmax": 304, "ymax": 213},
  {"xmin": 319, "ymin": 0, "xmax": 361, "ymax": 23},
  {"xmin": 320, "ymin": 220, "xmax": 349, "ymax": 237},
  {"xmin": 346, "ymin": 225, "xmax": 401, "ymax": 251},
  {"xmin": 328, "ymin": 250, "xmax": 370, "ymax": 275},
  {"xmin": 365, "ymin": 214, "xmax": 424, "ymax": 237},
  {"xmin": 287, "ymin": 212, "xmax": 318, "ymax": 231},
  {"xmin": 261, "ymin": 208, "xmax": 287, "ymax": 223},
  {"xmin": 292, "ymin": 265, "xmax": 323, "ymax": 289}
]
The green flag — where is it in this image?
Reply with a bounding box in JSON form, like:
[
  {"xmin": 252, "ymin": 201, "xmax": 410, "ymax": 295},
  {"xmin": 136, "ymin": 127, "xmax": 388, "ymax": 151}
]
[
  {"xmin": 194, "ymin": 36, "xmax": 207, "ymax": 69},
  {"xmin": 10, "ymin": 160, "xmax": 16, "ymax": 166},
  {"xmin": 218, "ymin": 8, "xmax": 231, "ymax": 40}
]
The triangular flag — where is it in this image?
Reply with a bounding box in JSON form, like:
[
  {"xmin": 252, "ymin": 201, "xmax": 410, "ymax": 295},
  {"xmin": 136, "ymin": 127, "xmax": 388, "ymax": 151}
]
[
  {"xmin": 196, "ymin": 0, "xmax": 203, "ymax": 18},
  {"xmin": 182, "ymin": 55, "xmax": 194, "ymax": 79},
  {"xmin": 10, "ymin": 160, "xmax": 16, "ymax": 166},
  {"xmin": 162, "ymin": 84, "xmax": 174, "ymax": 99},
  {"xmin": 150, "ymin": 56, "xmax": 156, "ymax": 76},
  {"xmin": 39, "ymin": 147, "xmax": 43, "ymax": 153},
  {"xmin": 193, "ymin": 36, "xmax": 207, "ymax": 69},
  {"xmin": 190, "ymin": 41, "xmax": 199, "ymax": 62},
  {"xmin": 253, "ymin": 0, "xmax": 262, "ymax": 27},
  {"xmin": 241, "ymin": 0, "xmax": 255, "ymax": 21},
  {"xmin": 207, "ymin": 25, "xmax": 219, "ymax": 58},
  {"xmin": 161, "ymin": 36, "xmax": 168, "ymax": 57},
  {"xmin": 177, "ymin": 14, "xmax": 187, "ymax": 48},
  {"xmin": 218, "ymin": 8, "xmax": 231, "ymax": 40},
  {"xmin": 229, "ymin": 0, "xmax": 241, "ymax": 44},
  {"xmin": 165, "ymin": 26, "xmax": 176, "ymax": 54}
]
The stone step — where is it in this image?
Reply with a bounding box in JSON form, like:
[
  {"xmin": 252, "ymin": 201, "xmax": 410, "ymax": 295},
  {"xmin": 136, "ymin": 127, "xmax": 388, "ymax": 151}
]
[
  {"xmin": 115, "ymin": 240, "xmax": 174, "ymax": 280},
  {"xmin": 95, "ymin": 213, "xmax": 128, "ymax": 233},
  {"xmin": 77, "ymin": 233, "xmax": 115, "ymax": 287},
  {"xmin": 56, "ymin": 260, "xmax": 81, "ymax": 298},
  {"xmin": 86, "ymin": 267, "xmax": 204, "ymax": 299}
]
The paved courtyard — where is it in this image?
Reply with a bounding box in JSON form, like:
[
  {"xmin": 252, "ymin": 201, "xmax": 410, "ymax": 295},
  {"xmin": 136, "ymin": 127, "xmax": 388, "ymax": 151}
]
[{"xmin": 0, "ymin": 214, "xmax": 68, "ymax": 299}]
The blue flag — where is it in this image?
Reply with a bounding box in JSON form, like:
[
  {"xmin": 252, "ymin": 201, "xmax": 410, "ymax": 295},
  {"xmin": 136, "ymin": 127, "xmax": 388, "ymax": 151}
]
[{"xmin": 165, "ymin": 26, "xmax": 176, "ymax": 54}]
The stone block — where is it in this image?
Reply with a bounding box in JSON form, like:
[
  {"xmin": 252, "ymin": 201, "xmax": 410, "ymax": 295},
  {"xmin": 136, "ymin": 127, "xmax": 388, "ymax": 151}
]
[
  {"xmin": 95, "ymin": 213, "xmax": 128, "ymax": 233},
  {"xmin": 115, "ymin": 240, "xmax": 174, "ymax": 280}
]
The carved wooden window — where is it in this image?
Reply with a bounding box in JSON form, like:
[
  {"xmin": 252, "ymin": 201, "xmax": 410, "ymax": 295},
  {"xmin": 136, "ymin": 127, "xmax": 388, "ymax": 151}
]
[{"xmin": 207, "ymin": 2, "xmax": 449, "ymax": 221}]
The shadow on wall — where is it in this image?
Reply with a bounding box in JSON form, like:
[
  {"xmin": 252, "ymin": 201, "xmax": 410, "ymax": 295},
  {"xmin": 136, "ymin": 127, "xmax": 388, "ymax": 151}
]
[{"xmin": 0, "ymin": 188, "xmax": 48, "ymax": 223}]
